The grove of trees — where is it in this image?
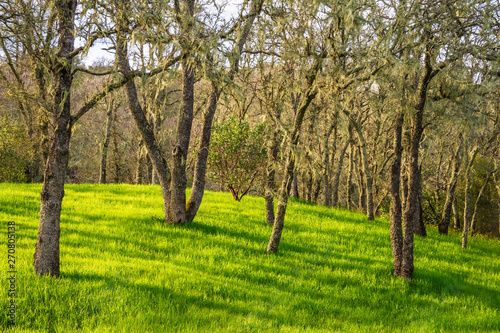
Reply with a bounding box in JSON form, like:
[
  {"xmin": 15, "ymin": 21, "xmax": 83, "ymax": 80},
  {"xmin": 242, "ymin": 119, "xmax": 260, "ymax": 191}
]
[{"xmin": 0, "ymin": 0, "xmax": 499, "ymax": 281}]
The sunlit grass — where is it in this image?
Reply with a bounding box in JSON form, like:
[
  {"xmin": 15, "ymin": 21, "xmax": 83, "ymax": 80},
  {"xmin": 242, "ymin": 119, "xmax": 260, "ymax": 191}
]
[{"xmin": 1, "ymin": 183, "xmax": 499, "ymax": 332}]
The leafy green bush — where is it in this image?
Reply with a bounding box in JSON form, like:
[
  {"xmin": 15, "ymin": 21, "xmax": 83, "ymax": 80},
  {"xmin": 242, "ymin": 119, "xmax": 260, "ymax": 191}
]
[{"xmin": 208, "ymin": 116, "xmax": 266, "ymax": 201}]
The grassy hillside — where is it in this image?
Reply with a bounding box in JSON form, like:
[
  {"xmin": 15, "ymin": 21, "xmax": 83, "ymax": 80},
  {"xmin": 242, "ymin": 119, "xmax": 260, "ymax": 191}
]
[{"xmin": 1, "ymin": 183, "xmax": 499, "ymax": 332}]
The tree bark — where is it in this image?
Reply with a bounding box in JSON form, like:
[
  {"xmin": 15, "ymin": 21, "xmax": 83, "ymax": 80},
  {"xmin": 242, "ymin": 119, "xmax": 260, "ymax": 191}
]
[
  {"xmin": 347, "ymin": 143, "xmax": 355, "ymax": 210},
  {"xmin": 116, "ymin": 13, "xmax": 173, "ymax": 223},
  {"xmin": 331, "ymin": 124, "xmax": 352, "ymax": 207},
  {"xmin": 413, "ymin": 167, "xmax": 427, "ymax": 237},
  {"xmin": 306, "ymin": 169, "xmax": 313, "ymax": 202},
  {"xmin": 401, "ymin": 50, "xmax": 433, "ymax": 280},
  {"xmin": 453, "ymin": 197, "xmax": 460, "ymax": 230},
  {"xmin": 135, "ymin": 141, "xmax": 146, "ymax": 185},
  {"xmin": 290, "ymin": 173, "xmax": 299, "ymax": 198},
  {"xmin": 186, "ymin": 83, "xmax": 220, "ymax": 221},
  {"xmin": 462, "ymin": 147, "xmax": 479, "ymax": 249},
  {"xmin": 355, "ymin": 147, "xmax": 367, "ymax": 212},
  {"xmin": 470, "ymin": 169, "xmax": 494, "ymax": 236},
  {"xmin": 99, "ymin": 98, "xmax": 114, "ymax": 184},
  {"xmin": 171, "ymin": 60, "xmax": 194, "ymax": 224},
  {"xmin": 312, "ymin": 176, "xmax": 321, "ymax": 203},
  {"xmin": 322, "ymin": 123, "xmax": 336, "ymax": 207},
  {"xmin": 267, "ymin": 54, "xmax": 323, "ymax": 253},
  {"xmin": 34, "ymin": 0, "xmax": 77, "ymax": 278},
  {"xmin": 264, "ymin": 121, "xmax": 280, "ymax": 225},
  {"xmin": 360, "ymin": 142, "xmax": 374, "ymax": 220},
  {"xmin": 390, "ymin": 110, "xmax": 404, "ymax": 277},
  {"xmin": 439, "ymin": 144, "xmax": 462, "ymax": 234}
]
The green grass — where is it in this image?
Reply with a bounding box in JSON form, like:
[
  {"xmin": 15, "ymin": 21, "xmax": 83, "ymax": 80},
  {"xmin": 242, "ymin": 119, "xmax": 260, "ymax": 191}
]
[{"xmin": 0, "ymin": 183, "xmax": 499, "ymax": 332}]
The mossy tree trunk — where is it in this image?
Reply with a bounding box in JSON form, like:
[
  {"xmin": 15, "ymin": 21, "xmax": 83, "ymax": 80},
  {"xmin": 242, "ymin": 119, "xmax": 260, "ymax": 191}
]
[
  {"xmin": 265, "ymin": 118, "xmax": 280, "ymax": 225},
  {"xmin": 34, "ymin": 0, "xmax": 77, "ymax": 277},
  {"xmin": 401, "ymin": 49, "xmax": 433, "ymax": 281},
  {"xmin": 115, "ymin": 5, "xmax": 174, "ymax": 223},
  {"xmin": 267, "ymin": 53, "xmax": 324, "ymax": 253},
  {"xmin": 390, "ymin": 110, "xmax": 404, "ymax": 277}
]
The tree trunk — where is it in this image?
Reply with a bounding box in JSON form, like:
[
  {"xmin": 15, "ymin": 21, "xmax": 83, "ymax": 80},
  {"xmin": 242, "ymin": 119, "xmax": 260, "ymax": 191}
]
[
  {"xmin": 306, "ymin": 169, "xmax": 313, "ymax": 202},
  {"xmin": 360, "ymin": 142, "xmax": 374, "ymax": 220},
  {"xmin": 34, "ymin": 0, "xmax": 77, "ymax": 278},
  {"xmin": 390, "ymin": 110, "xmax": 404, "ymax": 277},
  {"xmin": 331, "ymin": 124, "xmax": 352, "ymax": 207},
  {"xmin": 312, "ymin": 177, "xmax": 321, "ymax": 203},
  {"xmin": 186, "ymin": 83, "xmax": 220, "ymax": 221},
  {"xmin": 146, "ymin": 154, "xmax": 153, "ymax": 184},
  {"xmin": 116, "ymin": 15, "xmax": 173, "ymax": 223},
  {"xmin": 322, "ymin": 123, "xmax": 335, "ymax": 207},
  {"xmin": 267, "ymin": 55, "xmax": 323, "ymax": 253},
  {"xmin": 347, "ymin": 143, "xmax": 355, "ymax": 210},
  {"xmin": 462, "ymin": 147, "xmax": 479, "ymax": 249},
  {"xmin": 171, "ymin": 60, "xmax": 194, "ymax": 224},
  {"xmin": 112, "ymin": 128, "xmax": 120, "ymax": 183},
  {"xmin": 401, "ymin": 50, "xmax": 433, "ymax": 281},
  {"xmin": 135, "ymin": 142, "xmax": 146, "ymax": 184},
  {"xmin": 355, "ymin": 148, "xmax": 367, "ymax": 212},
  {"xmin": 453, "ymin": 197, "xmax": 460, "ymax": 230},
  {"xmin": 401, "ymin": 164, "xmax": 409, "ymax": 213},
  {"xmin": 470, "ymin": 169, "xmax": 493, "ymax": 236},
  {"xmin": 291, "ymin": 173, "xmax": 299, "ymax": 198},
  {"xmin": 439, "ymin": 144, "xmax": 462, "ymax": 234},
  {"xmin": 99, "ymin": 98, "xmax": 114, "ymax": 184},
  {"xmin": 413, "ymin": 168, "xmax": 427, "ymax": 237},
  {"xmin": 265, "ymin": 121, "xmax": 280, "ymax": 225},
  {"xmin": 342, "ymin": 110, "xmax": 373, "ymax": 220}
]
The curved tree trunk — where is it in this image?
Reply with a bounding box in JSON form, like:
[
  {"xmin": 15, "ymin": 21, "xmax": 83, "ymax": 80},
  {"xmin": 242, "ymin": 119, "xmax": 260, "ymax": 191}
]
[
  {"xmin": 116, "ymin": 13, "xmax": 173, "ymax": 223},
  {"xmin": 470, "ymin": 169, "xmax": 494, "ymax": 236},
  {"xmin": 186, "ymin": 83, "xmax": 219, "ymax": 221},
  {"xmin": 34, "ymin": 0, "xmax": 77, "ymax": 278},
  {"xmin": 267, "ymin": 55, "xmax": 323, "ymax": 253}
]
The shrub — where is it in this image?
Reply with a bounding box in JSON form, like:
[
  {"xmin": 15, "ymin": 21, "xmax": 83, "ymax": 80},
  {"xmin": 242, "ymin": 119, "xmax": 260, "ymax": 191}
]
[{"xmin": 208, "ymin": 116, "xmax": 266, "ymax": 201}]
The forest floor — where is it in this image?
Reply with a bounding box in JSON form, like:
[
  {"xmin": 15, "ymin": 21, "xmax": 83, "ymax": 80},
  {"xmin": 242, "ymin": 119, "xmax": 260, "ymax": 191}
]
[{"xmin": 0, "ymin": 183, "xmax": 499, "ymax": 332}]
